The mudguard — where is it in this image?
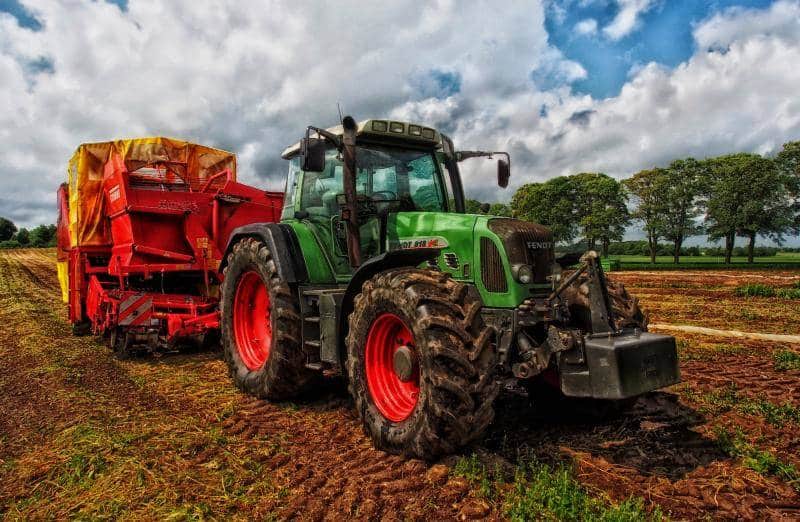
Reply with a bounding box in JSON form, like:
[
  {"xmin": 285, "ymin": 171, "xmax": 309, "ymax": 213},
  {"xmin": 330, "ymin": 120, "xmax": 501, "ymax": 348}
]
[
  {"xmin": 222, "ymin": 223, "xmax": 308, "ymax": 283},
  {"xmin": 337, "ymin": 247, "xmax": 442, "ymax": 362}
]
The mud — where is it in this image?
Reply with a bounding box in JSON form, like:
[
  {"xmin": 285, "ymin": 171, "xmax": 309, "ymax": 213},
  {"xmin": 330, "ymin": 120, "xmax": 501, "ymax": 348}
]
[{"xmin": 1, "ymin": 250, "xmax": 799, "ymax": 519}]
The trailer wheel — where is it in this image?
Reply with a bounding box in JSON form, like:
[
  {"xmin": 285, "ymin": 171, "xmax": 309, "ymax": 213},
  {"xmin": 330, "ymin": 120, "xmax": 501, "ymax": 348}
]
[
  {"xmin": 110, "ymin": 328, "xmax": 134, "ymax": 360},
  {"xmin": 72, "ymin": 321, "xmax": 92, "ymax": 336},
  {"xmin": 221, "ymin": 237, "xmax": 313, "ymax": 400},
  {"xmin": 346, "ymin": 269, "xmax": 498, "ymax": 459}
]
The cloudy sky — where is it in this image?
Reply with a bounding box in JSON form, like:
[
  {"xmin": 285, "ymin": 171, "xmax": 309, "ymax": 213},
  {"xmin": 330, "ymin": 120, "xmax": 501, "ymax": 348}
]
[{"xmin": 1, "ymin": 0, "xmax": 799, "ymax": 231}]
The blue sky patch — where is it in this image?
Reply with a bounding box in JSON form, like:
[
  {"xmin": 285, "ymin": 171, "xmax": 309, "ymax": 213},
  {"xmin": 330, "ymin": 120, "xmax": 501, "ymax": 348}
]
[
  {"xmin": 545, "ymin": 0, "xmax": 774, "ymax": 99},
  {"xmin": 411, "ymin": 69, "xmax": 462, "ymax": 99},
  {"xmin": 0, "ymin": 0, "xmax": 127, "ymax": 30},
  {"xmin": 0, "ymin": 0, "xmax": 41, "ymax": 29}
]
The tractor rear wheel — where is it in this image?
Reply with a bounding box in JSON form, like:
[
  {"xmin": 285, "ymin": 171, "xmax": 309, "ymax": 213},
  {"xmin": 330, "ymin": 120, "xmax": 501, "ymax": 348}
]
[
  {"xmin": 220, "ymin": 237, "xmax": 314, "ymax": 400},
  {"xmin": 346, "ymin": 268, "xmax": 498, "ymax": 459}
]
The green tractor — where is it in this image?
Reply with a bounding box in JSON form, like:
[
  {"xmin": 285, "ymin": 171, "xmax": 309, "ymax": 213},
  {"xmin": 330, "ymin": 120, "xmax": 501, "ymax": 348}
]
[{"xmin": 220, "ymin": 116, "xmax": 680, "ymax": 459}]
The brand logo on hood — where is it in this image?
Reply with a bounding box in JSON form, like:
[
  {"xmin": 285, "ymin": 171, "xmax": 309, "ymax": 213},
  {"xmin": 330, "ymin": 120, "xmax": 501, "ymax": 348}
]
[{"xmin": 527, "ymin": 241, "xmax": 552, "ymax": 250}]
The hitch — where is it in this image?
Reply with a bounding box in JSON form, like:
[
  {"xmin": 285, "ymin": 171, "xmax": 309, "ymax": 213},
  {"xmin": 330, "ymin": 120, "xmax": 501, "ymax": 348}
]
[{"xmin": 548, "ymin": 251, "xmax": 615, "ymax": 334}]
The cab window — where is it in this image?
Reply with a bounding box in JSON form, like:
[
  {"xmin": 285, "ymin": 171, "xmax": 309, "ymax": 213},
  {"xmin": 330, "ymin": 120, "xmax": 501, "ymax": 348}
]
[
  {"xmin": 296, "ymin": 145, "xmax": 447, "ymax": 217},
  {"xmin": 281, "ymin": 157, "xmax": 301, "ymax": 220}
]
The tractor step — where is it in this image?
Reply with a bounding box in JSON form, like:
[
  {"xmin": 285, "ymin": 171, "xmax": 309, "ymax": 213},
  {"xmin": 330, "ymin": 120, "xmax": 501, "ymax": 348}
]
[{"xmin": 299, "ymin": 286, "xmax": 346, "ymax": 374}]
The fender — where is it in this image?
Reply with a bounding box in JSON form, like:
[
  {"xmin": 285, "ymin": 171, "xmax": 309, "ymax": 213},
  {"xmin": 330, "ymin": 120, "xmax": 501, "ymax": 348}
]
[
  {"xmin": 336, "ymin": 247, "xmax": 442, "ymax": 363},
  {"xmin": 222, "ymin": 223, "xmax": 308, "ymax": 283}
]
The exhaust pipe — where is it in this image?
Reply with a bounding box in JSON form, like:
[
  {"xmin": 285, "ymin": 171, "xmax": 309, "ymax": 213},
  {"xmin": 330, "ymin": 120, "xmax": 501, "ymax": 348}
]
[{"xmin": 341, "ymin": 116, "xmax": 361, "ymax": 268}]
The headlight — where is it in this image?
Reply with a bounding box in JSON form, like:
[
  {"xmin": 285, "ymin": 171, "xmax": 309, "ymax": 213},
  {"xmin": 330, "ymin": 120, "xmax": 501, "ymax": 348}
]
[{"xmin": 512, "ymin": 264, "xmax": 534, "ymax": 284}]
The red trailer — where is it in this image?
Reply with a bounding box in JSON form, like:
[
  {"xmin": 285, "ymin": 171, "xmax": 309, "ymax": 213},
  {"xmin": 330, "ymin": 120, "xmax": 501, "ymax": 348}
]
[{"xmin": 57, "ymin": 138, "xmax": 282, "ymax": 356}]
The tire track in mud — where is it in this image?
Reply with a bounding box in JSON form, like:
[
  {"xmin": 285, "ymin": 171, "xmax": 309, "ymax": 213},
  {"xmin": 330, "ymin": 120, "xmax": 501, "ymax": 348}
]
[
  {"xmin": 4, "ymin": 254, "xmax": 799, "ymax": 519},
  {"xmin": 487, "ymin": 392, "xmax": 800, "ymax": 519},
  {"xmin": 217, "ymin": 396, "xmax": 465, "ymax": 520},
  {"xmin": 0, "ymin": 250, "xmax": 475, "ymax": 520},
  {"xmin": 0, "ymin": 250, "xmax": 169, "ymax": 461},
  {"xmin": 684, "ymin": 356, "xmax": 800, "ymax": 405}
]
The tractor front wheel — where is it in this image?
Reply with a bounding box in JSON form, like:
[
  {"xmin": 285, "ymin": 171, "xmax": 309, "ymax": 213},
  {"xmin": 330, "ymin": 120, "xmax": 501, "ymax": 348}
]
[
  {"xmin": 346, "ymin": 269, "xmax": 498, "ymax": 459},
  {"xmin": 221, "ymin": 237, "xmax": 313, "ymax": 400}
]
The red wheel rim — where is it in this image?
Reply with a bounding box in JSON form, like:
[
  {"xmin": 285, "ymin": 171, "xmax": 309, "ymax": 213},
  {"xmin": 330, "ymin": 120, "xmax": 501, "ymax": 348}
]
[
  {"xmin": 233, "ymin": 270, "xmax": 271, "ymax": 371},
  {"xmin": 365, "ymin": 313, "xmax": 420, "ymax": 422}
]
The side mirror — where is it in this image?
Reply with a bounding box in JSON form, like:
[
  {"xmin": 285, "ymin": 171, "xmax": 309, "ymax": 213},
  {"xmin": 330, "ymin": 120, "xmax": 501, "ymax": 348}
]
[
  {"xmin": 479, "ymin": 203, "xmax": 491, "ymax": 213},
  {"xmin": 300, "ymin": 137, "xmax": 326, "ymax": 172},
  {"xmin": 497, "ymin": 159, "xmax": 510, "ymax": 188}
]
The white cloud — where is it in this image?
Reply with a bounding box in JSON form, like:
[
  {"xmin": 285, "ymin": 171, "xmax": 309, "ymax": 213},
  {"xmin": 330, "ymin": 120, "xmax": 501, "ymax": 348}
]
[
  {"xmin": 602, "ymin": 0, "xmax": 654, "ymax": 40},
  {"xmin": 395, "ymin": 0, "xmax": 800, "ymax": 203},
  {"xmin": 1, "ymin": 0, "xmax": 800, "ymax": 232},
  {"xmin": 574, "ymin": 18, "xmax": 598, "ymax": 36},
  {"xmin": 694, "ymin": 0, "xmax": 800, "ymax": 50},
  {"xmin": 0, "ymin": 0, "xmax": 572, "ymax": 226}
]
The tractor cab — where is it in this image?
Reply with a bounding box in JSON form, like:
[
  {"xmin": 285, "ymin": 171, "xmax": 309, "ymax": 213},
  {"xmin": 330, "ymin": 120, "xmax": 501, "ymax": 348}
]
[{"xmin": 280, "ymin": 117, "xmax": 509, "ymax": 279}]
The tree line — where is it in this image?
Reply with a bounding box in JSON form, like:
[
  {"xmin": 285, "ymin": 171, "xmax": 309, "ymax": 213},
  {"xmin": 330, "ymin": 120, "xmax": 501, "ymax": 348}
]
[
  {"xmin": 0, "ymin": 218, "xmax": 57, "ymax": 249},
  {"xmin": 491, "ymin": 140, "xmax": 799, "ymax": 264}
]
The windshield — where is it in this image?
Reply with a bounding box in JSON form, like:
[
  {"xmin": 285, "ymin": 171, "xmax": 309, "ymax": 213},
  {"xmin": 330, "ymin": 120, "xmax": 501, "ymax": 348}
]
[{"xmin": 299, "ymin": 145, "xmax": 447, "ymax": 217}]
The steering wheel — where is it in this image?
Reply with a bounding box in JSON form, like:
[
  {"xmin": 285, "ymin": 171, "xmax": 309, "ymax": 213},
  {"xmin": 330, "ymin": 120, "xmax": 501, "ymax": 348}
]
[
  {"xmin": 370, "ymin": 190, "xmax": 398, "ymax": 201},
  {"xmin": 355, "ymin": 194, "xmax": 378, "ymax": 220}
]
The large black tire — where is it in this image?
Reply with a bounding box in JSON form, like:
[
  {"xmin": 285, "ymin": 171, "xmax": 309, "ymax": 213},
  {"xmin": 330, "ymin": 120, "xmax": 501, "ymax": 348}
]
[
  {"xmin": 561, "ymin": 275, "xmax": 648, "ymax": 331},
  {"xmin": 607, "ymin": 279, "xmax": 648, "ymax": 330},
  {"xmin": 346, "ymin": 268, "xmax": 498, "ymax": 459},
  {"xmin": 220, "ymin": 237, "xmax": 314, "ymax": 400}
]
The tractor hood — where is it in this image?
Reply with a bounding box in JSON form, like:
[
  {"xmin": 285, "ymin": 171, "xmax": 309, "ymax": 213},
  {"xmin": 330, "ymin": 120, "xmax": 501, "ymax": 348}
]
[
  {"xmin": 385, "ymin": 212, "xmax": 555, "ymax": 308},
  {"xmin": 387, "ymin": 212, "xmax": 480, "ymax": 252}
]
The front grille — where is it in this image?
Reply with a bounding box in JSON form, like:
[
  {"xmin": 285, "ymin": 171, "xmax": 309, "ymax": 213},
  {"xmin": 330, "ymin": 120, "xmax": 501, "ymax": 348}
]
[
  {"xmin": 488, "ymin": 218, "xmax": 554, "ymax": 284},
  {"xmin": 480, "ymin": 237, "xmax": 507, "ymax": 292}
]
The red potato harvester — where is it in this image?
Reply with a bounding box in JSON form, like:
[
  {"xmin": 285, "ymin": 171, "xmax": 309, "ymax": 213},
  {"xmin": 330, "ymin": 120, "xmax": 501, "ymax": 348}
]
[{"xmin": 57, "ymin": 138, "xmax": 282, "ymax": 357}]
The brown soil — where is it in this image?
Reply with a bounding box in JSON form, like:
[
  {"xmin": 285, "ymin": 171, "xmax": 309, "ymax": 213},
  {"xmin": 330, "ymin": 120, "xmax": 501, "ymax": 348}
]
[
  {"xmin": 1, "ymin": 250, "xmax": 799, "ymax": 520},
  {"xmin": 612, "ymin": 270, "xmax": 800, "ymax": 335}
]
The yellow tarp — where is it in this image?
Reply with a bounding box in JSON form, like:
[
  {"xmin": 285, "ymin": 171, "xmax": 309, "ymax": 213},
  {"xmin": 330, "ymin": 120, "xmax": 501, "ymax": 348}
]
[
  {"xmin": 67, "ymin": 137, "xmax": 237, "ymax": 247},
  {"xmin": 57, "ymin": 260, "xmax": 69, "ymax": 303}
]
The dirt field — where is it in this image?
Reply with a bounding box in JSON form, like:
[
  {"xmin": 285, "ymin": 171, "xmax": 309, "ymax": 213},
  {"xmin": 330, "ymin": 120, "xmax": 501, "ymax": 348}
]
[{"xmin": 1, "ymin": 249, "xmax": 799, "ymax": 520}]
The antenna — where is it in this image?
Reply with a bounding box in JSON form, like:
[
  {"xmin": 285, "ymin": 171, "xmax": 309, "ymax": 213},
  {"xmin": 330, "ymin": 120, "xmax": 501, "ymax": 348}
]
[{"xmin": 337, "ymin": 103, "xmax": 344, "ymax": 125}]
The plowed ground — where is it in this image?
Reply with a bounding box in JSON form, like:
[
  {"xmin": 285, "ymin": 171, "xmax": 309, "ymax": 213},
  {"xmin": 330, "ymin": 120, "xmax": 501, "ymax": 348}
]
[{"xmin": 1, "ymin": 250, "xmax": 799, "ymax": 520}]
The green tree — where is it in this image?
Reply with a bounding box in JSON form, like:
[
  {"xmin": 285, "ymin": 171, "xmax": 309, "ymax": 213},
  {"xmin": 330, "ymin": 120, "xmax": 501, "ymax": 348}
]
[
  {"xmin": 14, "ymin": 227, "xmax": 30, "ymax": 246},
  {"xmin": 29, "ymin": 224, "xmax": 57, "ymax": 247},
  {"xmin": 775, "ymin": 140, "xmax": 800, "ymax": 192},
  {"xmin": 775, "ymin": 141, "xmax": 800, "ymax": 230},
  {"xmin": 572, "ymin": 173, "xmax": 629, "ymax": 257},
  {"xmin": 511, "ymin": 176, "xmax": 578, "ymax": 244},
  {"xmin": 0, "ymin": 217, "xmax": 16, "ymax": 241},
  {"xmin": 488, "ymin": 203, "xmax": 511, "ymax": 217},
  {"xmin": 465, "ymin": 199, "xmax": 485, "ymax": 214},
  {"xmin": 704, "ymin": 154, "xmax": 748, "ymax": 263},
  {"xmin": 661, "ymin": 158, "xmax": 704, "ymax": 263},
  {"xmin": 733, "ymin": 157, "xmax": 795, "ymax": 263},
  {"xmin": 465, "ymin": 199, "xmax": 512, "ymax": 216},
  {"xmin": 623, "ymin": 168, "xmax": 668, "ymax": 264},
  {"xmin": 703, "ymin": 153, "xmax": 793, "ymax": 264}
]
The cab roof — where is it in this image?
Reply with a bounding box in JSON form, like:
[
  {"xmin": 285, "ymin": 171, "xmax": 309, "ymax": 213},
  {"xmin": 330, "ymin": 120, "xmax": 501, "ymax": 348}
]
[{"xmin": 281, "ymin": 119, "xmax": 442, "ymax": 159}]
